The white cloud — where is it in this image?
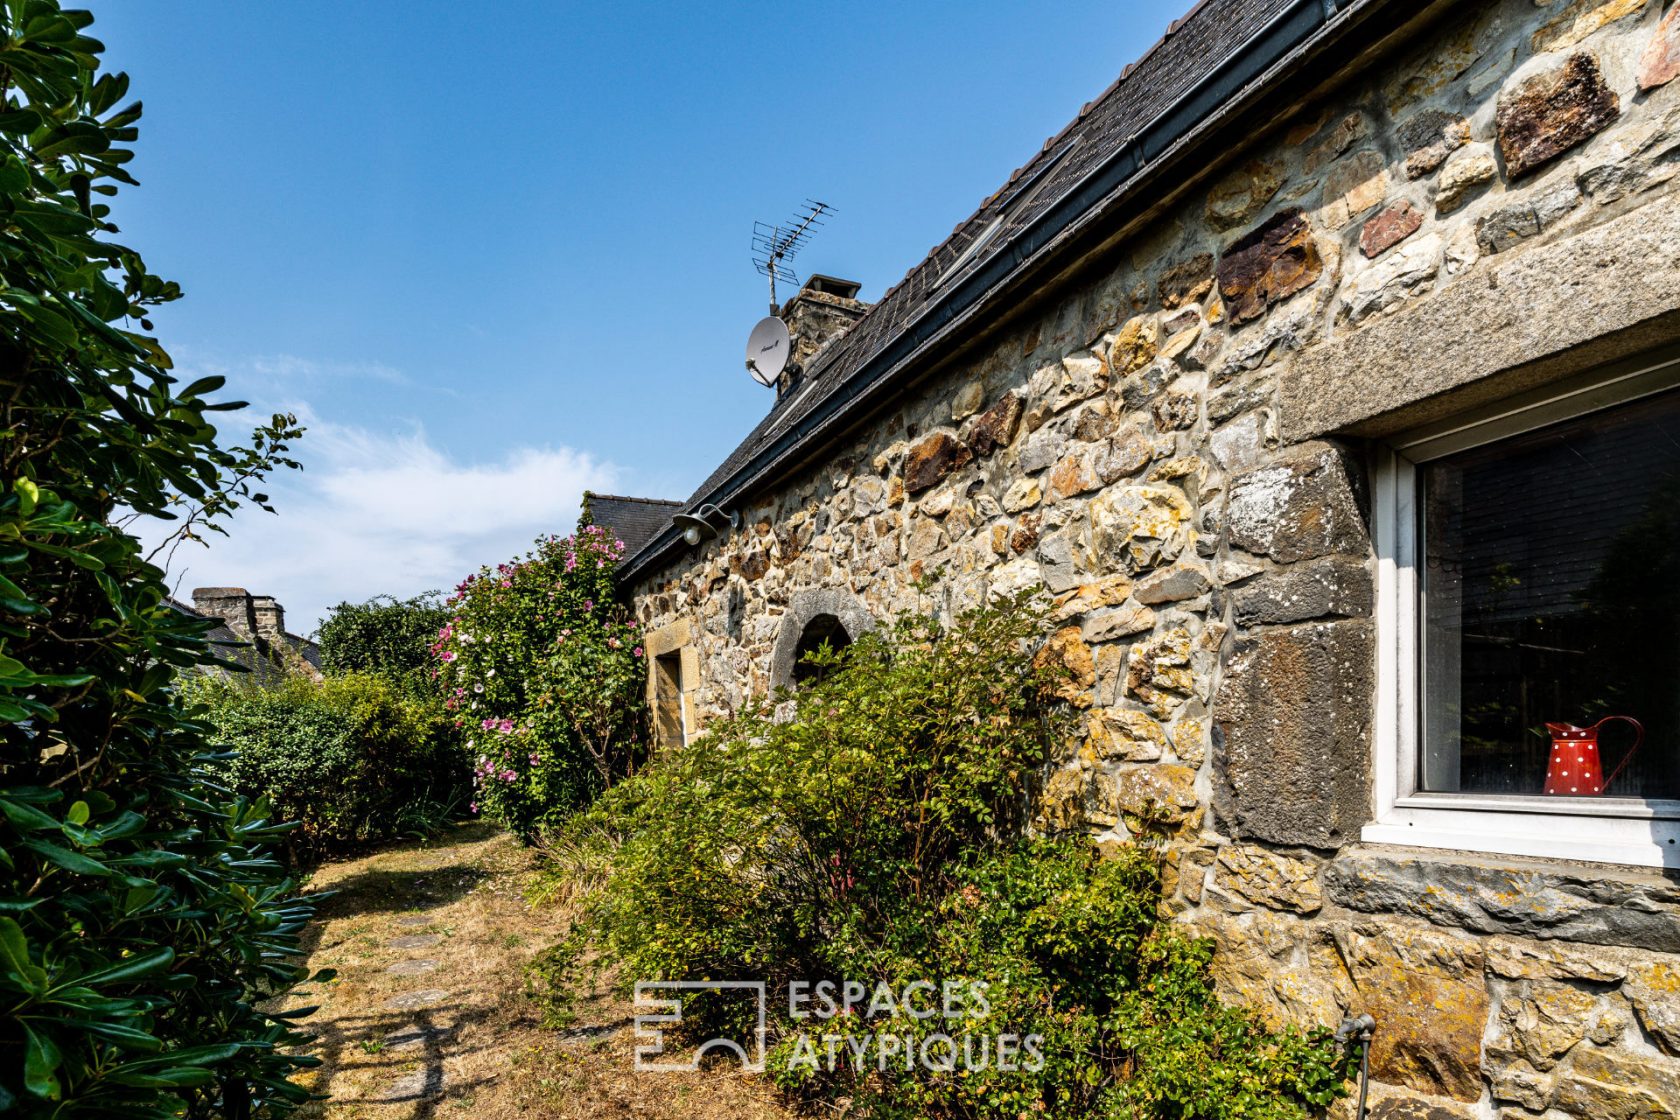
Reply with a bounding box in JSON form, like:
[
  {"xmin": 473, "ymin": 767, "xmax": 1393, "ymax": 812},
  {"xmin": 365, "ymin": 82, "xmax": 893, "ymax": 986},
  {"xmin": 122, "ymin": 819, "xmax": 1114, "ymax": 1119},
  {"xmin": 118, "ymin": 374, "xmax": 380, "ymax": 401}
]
[{"xmin": 140, "ymin": 403, "xmax": 621, "ymax": 636}]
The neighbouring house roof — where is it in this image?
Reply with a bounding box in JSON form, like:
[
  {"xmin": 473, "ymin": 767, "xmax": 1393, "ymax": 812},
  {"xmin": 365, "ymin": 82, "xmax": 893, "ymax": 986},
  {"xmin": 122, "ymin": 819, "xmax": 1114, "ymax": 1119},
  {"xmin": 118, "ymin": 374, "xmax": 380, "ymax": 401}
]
[
  {"xmin": 166, "ymin": 597, "xmax": 321, "ymax": 685},
  {"xmin": 583, "ymin": 492, "xmax": 685, "ymax": 556},
  {"xmin": 618, "ymin": 0, "xmax": 1422, "ymax": 585},
  {"xmin": 284, "ymin": 632, "xmax": 324, "ymax": 674}
]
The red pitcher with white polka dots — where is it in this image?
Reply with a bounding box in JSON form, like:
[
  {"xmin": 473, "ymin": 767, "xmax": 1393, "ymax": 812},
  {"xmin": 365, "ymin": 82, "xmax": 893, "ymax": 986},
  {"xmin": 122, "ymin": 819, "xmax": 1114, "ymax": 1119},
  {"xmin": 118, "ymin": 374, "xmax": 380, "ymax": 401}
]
[{"xmin": 1543, "ymin": 717, "xmax": 1643, "ymax": 796}]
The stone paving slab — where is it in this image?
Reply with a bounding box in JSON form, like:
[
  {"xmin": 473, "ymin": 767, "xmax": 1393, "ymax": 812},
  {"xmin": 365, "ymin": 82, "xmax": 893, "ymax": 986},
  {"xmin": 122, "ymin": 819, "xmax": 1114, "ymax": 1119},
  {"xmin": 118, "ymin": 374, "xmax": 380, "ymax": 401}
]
[
  {"xmin": 388, "ymin": 933, "xmax": 443, "ymax": 949},
  {"xmin": 386, "ymin": 958, "xmax": 440, "ymax": 976},
  {"xmin": 384, "ymin": 987, "xmax": 448, "ymax": 1010}
]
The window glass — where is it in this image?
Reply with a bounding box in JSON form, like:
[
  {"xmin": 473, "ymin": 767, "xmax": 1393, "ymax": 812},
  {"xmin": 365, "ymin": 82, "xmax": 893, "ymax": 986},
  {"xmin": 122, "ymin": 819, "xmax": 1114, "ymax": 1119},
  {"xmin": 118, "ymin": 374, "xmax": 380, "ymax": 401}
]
[{"xmin": 1420, "ymin": 388, "xmax": 1680, "ymax": 800}]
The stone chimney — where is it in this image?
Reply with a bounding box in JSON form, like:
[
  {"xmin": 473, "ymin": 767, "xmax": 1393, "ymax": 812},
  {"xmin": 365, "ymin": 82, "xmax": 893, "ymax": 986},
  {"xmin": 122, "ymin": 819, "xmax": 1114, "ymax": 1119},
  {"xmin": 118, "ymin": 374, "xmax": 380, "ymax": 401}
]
[
  {"xmin": 191, "ymin": 587, "xmax": 256, "ymax": 640},
  {"xmin": 250, "ymin": 596, "xmax": 286, "ymax": 644},
  {"xmin": 775, "ymin": 275, "xmax": 869, "ymax": 398}
]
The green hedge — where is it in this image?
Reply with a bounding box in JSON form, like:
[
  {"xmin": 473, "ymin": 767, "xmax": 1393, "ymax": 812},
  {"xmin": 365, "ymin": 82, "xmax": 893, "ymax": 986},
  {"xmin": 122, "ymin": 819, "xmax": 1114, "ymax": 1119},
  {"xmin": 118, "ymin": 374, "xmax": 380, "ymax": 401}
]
[
  {"xmin": 191, "ymin": 673, "xmax": 467, "ymax": 861},
  {"xmin": 316, "ymin": 593, "xmax": 449, "ymax": 700}
]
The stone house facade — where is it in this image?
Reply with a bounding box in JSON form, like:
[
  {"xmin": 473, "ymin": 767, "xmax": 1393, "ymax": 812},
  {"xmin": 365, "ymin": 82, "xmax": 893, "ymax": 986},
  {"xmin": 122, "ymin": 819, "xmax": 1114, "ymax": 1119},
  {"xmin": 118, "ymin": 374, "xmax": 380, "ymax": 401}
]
[
  {"xmin": 174, "ymin": 587, "xmax": 322, "ymax": 684},
  {"xmin": 606, "ymin": 1, "xmax": 1680, "ymax": 1114}
]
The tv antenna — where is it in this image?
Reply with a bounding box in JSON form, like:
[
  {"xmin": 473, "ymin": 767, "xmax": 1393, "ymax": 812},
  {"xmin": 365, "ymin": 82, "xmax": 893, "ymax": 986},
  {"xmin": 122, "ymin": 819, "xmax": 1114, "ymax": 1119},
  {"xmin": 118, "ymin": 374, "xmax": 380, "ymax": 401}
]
[{"xmin": 752, "ymin": 199, "xmax": 832, "ymax": 315}]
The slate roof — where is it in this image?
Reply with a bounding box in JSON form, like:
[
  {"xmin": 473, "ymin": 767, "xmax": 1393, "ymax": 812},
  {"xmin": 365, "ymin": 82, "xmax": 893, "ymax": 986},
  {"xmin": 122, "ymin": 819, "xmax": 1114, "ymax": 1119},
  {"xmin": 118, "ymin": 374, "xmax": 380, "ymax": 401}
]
[
  {"xmin": 583, "ymin": 492, "xmax": 685, "ymax": 556},
  {"xmin": 677, "ymin": 0, "xmax": 1288, "ymax": 500},
  {"xmin": 621, "ymin": 0, "xmax": 1393, "ymax": 583},
  {"xmin": 285, "ymin": 632, "xmax": 324, "ymax": 674}
]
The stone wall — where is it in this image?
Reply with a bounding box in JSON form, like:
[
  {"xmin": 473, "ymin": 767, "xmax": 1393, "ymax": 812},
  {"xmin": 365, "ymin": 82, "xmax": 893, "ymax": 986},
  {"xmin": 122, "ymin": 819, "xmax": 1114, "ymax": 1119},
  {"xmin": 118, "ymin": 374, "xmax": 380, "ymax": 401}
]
[{"xmin": 628, "ymin": 2, "xmax": 1680, "ymax": 1114}]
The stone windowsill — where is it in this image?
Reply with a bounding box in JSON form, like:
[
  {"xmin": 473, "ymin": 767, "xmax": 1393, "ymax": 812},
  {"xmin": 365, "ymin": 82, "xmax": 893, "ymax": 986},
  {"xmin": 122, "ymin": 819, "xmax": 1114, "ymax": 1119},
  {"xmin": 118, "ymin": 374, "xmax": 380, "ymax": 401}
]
[{"xmin": 1325, "ymin": 843, "xmax": 1680, "ymax": 953}]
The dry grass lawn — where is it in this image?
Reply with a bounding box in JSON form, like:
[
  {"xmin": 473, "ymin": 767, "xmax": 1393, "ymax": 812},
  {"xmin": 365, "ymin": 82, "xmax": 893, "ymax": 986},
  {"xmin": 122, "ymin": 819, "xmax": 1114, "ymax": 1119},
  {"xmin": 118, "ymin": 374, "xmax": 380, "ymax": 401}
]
[{"xmin": 288, "ymin": 822, "xmax": 795, "ymax": 1120}]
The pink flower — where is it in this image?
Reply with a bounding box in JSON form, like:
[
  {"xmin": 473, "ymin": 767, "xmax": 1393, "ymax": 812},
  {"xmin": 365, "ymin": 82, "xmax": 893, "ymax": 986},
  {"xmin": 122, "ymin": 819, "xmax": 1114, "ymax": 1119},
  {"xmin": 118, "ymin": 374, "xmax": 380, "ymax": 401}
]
[{"xmin": 633, "ymin": 646, "xmax": 644, "ymax": 657}]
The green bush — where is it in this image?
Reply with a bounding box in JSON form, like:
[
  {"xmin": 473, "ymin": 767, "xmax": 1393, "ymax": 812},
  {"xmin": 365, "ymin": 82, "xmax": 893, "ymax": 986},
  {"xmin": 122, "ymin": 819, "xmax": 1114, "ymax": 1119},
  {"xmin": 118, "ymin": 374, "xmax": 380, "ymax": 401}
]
[
  {"xmin": 570, "ymin": 595, "xmax": 1068, "ymax": 981},
  {"xmin": 783, "ymin": 840, "xmax": 1353, "ymax": 1120},
  {"xmin": 434, "ymin": 526, "xmax": 647, "ymax": 839},
  {"xmin": 557, "ymin": 596, "xmax": 1352, "ymax": 1119},
  {"xmin": 316, "ymin": 593, "xmax": 450, "ymax": 700},
  {"xmin": 0, "ymin": 4, "xmax": 325, "ymax": 1115},
  {"xmin": 190, "ymin": 673, "xmax": 466, "ymax": 861}
]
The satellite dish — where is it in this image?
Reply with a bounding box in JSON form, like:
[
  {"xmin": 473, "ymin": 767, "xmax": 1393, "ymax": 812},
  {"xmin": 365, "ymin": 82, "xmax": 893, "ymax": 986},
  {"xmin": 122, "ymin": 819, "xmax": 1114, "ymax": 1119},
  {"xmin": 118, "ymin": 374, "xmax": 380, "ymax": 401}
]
[{"xmin": 745, "ymin": 316, "xmax": 790, "ymax": 387}]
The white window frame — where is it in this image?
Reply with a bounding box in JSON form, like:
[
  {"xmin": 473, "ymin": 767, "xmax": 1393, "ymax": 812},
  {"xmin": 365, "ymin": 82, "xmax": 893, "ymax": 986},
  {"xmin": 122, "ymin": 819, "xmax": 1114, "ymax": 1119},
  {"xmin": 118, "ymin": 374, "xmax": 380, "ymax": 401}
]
[{"xmin": 1365, "ymin": 353, "xmax": 1680, "ymax": 869}]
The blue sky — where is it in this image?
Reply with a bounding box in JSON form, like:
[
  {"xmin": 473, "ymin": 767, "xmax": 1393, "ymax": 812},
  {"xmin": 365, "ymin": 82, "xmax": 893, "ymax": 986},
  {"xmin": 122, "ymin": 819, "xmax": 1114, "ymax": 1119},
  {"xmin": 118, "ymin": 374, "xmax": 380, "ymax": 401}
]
[{"xmin": 98, "ymin": 1, "xmax": 1186, "ymax": 629}]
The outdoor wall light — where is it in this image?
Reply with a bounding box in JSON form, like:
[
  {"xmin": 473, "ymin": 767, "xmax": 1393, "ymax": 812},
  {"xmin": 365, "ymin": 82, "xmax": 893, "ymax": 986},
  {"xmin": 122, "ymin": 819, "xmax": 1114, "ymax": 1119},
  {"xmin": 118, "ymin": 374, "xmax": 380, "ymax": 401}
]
[{"xmin": 673, "ymin": 503, "xmax": 738, "ymax": 546}]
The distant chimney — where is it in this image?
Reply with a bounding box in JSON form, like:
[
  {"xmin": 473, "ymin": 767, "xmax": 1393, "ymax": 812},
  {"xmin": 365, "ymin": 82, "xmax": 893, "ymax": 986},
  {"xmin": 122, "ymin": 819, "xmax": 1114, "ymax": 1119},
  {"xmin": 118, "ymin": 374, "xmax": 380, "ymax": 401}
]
[
  {"xmin": 192, "ymin": 587, "xmax": 256, "ymax": 640},
  {"xmin": 776, "ymin": 275, "xmax": 868, "ymax": 398},
  {"xmin": 251, "ymin": 596, "xmax": 286, "ymax": 644}
]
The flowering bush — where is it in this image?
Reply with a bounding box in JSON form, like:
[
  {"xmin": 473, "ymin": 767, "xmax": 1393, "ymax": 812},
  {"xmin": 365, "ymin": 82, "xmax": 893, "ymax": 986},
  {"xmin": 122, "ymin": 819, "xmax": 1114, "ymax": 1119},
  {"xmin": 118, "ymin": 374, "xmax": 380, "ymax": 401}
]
[{"xmin": 434, "ymin": 525, "xmax": 648, "ymax": 838}]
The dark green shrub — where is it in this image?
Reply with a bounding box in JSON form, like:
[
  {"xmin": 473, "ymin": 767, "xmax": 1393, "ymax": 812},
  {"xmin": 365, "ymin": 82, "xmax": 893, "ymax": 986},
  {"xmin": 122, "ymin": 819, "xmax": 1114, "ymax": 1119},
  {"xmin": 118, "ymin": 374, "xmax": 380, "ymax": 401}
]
[
  {"xmin": 0, "ymin": 4, "xmax": 324, "ymax": 1115},
  {"xmin": 316, "ymin": 593, "xmax": 449, "ymax": 699},
  {"xmin": 190, "ymin": 673, "xmax": 466, "ymax": 860},
  {"xmin": 558, "ymin": 596, "xmax": 1352, "ymax": 1119}
]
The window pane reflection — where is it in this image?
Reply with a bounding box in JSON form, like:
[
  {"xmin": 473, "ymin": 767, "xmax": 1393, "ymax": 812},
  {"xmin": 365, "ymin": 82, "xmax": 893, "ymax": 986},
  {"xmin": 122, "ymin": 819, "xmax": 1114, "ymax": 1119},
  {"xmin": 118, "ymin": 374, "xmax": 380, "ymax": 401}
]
[{"xmin": 1421, "ymin": 388, "xmax": 1680, "ymax": 801}]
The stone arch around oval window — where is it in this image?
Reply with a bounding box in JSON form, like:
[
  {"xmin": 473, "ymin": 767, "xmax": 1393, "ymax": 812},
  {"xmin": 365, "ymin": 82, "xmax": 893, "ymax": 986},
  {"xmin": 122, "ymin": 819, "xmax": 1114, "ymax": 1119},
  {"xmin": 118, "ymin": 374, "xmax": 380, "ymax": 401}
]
[{"xmin": 770, "ymin": 588, "xmax": 876, "ymax": 690}]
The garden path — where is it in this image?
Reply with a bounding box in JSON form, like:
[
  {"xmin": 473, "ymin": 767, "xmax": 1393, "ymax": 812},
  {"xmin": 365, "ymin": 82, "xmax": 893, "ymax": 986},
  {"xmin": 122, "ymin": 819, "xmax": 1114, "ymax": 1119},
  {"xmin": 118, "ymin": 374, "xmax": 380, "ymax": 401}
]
[{"xmin": 287, "ymin": 822, "xmax": 792, "ymax": 1120}]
